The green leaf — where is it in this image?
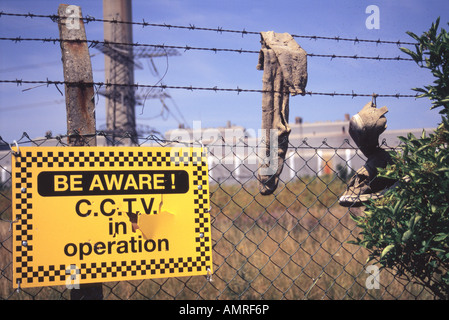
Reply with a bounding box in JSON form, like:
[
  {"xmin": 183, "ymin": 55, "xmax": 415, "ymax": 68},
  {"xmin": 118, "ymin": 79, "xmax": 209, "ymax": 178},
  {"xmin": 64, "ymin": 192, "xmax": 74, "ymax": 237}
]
[
  {"xmin": 407, "ymin": 216, "xmax": 415, "ymax": 229},
  {"xmin": 434, "ymin": 233, "xmax": 448, "ymax": 241},
  {"xmin": 405, "ymin": 31, "xmax": 421, "ymax": 42},
  {"xmin": 349, "ymin": 211, "xmax": 363, "ymax": 223},
  {"xmin": 402, "ymin": 230, "xmax": 413, "ymax": 242},
  {"xmin": 421, "ymin": 129, "xmax": 427, "ymax": 139},
  {"xmin": 380, "ymin": 245, "xmax": 395, "ymax": 258},
  {"xmin": 400, "ymin": 47, "xmax": 421, "ymax": 63},
  {"xmin": 414, "ymin": 215, "xmax": 422, "ymax": 226}
]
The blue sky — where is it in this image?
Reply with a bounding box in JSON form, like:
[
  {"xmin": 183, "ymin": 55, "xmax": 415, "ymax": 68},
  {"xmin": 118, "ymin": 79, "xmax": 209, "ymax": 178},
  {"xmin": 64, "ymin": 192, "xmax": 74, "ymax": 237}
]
[{"xmin": 1, "ymin": 0, "xmax": 448, "ymax": 143}]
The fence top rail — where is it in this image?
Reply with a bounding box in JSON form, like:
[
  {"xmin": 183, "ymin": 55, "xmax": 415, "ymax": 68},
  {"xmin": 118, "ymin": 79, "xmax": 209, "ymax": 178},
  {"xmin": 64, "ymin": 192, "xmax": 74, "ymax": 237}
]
[{"xmin": 0, "ymin": 131, "xmax": 402, "ymax": 151}]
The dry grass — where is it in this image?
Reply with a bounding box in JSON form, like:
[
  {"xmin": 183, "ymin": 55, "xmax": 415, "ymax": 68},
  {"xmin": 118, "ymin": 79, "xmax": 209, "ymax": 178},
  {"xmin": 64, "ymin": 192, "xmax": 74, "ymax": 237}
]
[{"xmin": 0, "ymin": 176, "xmax": 434, "ymax": 299}]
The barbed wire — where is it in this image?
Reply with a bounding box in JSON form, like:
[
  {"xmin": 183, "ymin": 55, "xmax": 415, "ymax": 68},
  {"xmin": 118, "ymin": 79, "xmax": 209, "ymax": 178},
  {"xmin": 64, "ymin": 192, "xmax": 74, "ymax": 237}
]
[
  {"xmin": 0, "ymin": 78, "xmax": 419, "ymax": 99},
  {"xmin": 0, "ymin": 36, "xmax": 415, "ymax": 62},
  {"xmin": 0, "ymin": 11, "xmax": 418, "ymax": 46}
]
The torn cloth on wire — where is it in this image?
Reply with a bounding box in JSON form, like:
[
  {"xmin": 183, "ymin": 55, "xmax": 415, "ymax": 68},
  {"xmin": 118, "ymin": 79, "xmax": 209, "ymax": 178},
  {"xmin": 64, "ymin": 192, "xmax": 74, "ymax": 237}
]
[{"xmin": 257, "ymin": 31, "xmax": 307, "ymax": 195}]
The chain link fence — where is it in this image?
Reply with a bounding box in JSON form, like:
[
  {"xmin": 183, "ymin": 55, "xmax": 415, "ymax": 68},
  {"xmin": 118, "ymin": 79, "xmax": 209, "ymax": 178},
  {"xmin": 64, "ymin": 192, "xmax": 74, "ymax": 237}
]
[{"xmin": 0, "ymin": 132, "xmax": 434, "ymax": 300}]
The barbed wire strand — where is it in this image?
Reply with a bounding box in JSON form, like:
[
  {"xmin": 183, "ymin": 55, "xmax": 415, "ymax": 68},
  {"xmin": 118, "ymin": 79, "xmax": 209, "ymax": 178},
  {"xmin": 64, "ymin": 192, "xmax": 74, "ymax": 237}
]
[
  {"xmin": 0, "ymin": 37, "xmax": 415, "ymax": 62},
  {"xmin": 0, "ymin": 78, "xmax": 419, "ymax": 98},
  {"xmin": 0, "ymin": 11, "xmax": 418, "ymax": 46}
]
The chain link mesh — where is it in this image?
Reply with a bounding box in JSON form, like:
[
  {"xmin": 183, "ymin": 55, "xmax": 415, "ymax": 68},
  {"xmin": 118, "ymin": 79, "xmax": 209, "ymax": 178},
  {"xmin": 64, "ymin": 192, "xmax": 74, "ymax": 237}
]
[{"xmin": 0, "ymin": 133, "xmax": 434, "ymax": 299}]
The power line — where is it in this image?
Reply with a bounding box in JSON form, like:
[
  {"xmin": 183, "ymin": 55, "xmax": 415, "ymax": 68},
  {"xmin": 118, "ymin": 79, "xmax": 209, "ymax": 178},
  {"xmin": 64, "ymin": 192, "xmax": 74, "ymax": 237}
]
[
  {"xmin": 0, "ymin": 99, "xmax": 64, "ymax": 112},
  {"xmin": 0, "ymin": 53, "xmax": 99, "ymax": 73}
]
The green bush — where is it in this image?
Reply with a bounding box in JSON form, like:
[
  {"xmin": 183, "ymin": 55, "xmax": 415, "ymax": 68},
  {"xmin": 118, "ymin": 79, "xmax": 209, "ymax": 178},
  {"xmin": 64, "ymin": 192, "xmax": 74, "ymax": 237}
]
[{"xmin": 350, "ymin": 18, "xmax": 449, "ymax": 299}]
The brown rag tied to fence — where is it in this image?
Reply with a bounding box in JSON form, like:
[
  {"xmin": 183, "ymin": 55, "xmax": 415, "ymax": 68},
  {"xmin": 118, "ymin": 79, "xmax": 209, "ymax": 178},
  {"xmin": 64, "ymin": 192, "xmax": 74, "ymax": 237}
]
[{"xmin": 257, "ymin": 31, "xmax": 308, "ymax": 195}]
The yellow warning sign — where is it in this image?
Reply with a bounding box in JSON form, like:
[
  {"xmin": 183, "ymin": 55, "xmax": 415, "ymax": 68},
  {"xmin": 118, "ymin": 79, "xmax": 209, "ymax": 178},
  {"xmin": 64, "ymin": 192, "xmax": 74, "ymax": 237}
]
[{"xmin": 12, "ymin": 146, "xmax": 213, "ymax": 288}]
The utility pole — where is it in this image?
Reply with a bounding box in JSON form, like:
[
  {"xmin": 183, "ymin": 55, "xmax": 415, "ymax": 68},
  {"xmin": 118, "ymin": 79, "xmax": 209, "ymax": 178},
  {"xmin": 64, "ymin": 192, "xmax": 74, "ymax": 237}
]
[{"xmin": 103, "ymin": 0, "xmax": 137, "ymax": 145}]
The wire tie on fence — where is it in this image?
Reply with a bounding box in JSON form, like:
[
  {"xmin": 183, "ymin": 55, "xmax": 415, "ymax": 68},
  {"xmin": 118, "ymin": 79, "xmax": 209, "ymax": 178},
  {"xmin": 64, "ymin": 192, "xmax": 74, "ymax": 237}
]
[
  {"xmin": 195, "ymin": 139, "xmax": 205, "ymax": 150},
  {"xmin": 55, "ymin": 133, "xmax": 62, "ymax": 142},
  {"xmin": 16, "ymin": 280, "xmax": 21, "ymax": 293},
  {"xmin": 206, "ymin": 267, "xmax": 213, "ymax": 282},
  {"xmin": 9, "ymin": 218, "xmax": 19, "ymax": 232},
  {"xmin": 142, "ymin": 18, "xmax": 149, "ymax": 27},
  {"xmin": 372, "ymin": 93, "xmax": 378, "ymax": 106},
  {"xmin": 10, "ymin": 140, "xmax": 20, "ymax": 156},
  {"xmin": 217, "ymin": 26, "xmax": 223, "ymax": 34}
]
